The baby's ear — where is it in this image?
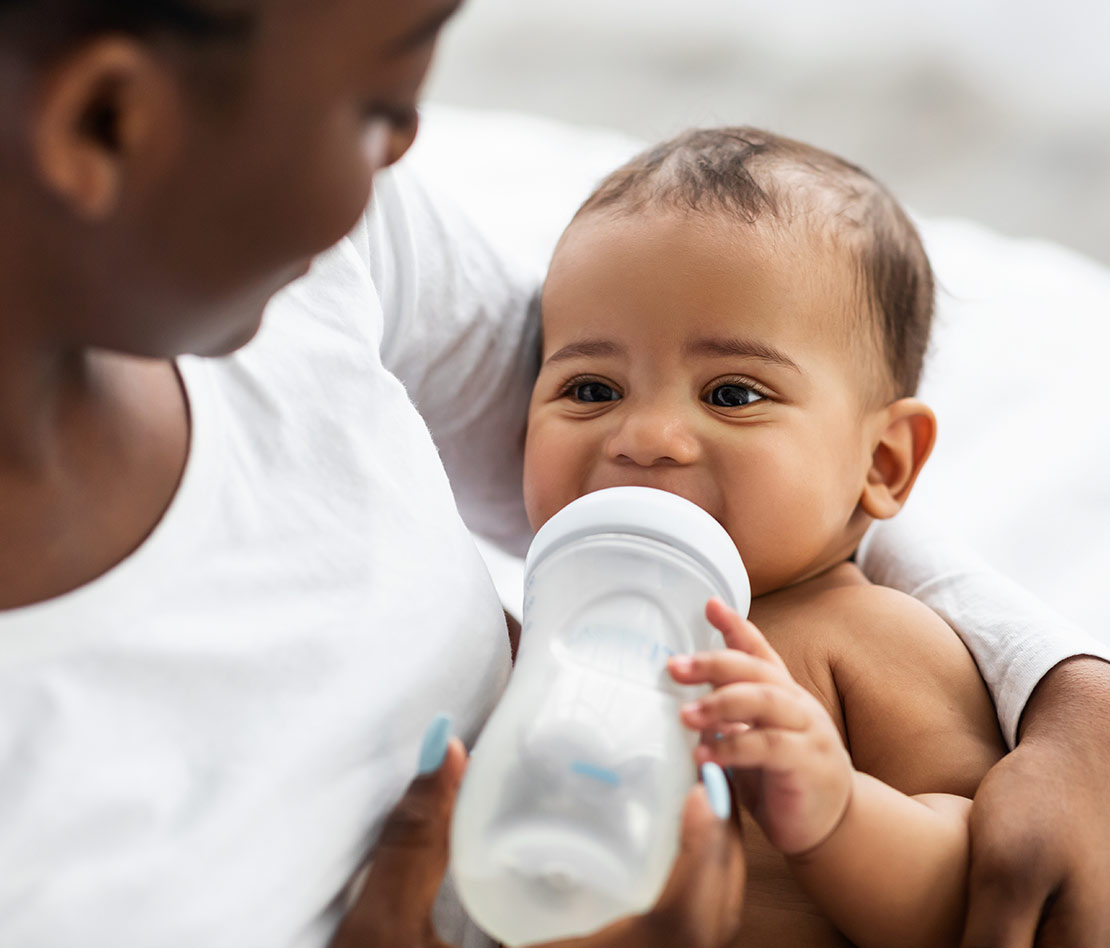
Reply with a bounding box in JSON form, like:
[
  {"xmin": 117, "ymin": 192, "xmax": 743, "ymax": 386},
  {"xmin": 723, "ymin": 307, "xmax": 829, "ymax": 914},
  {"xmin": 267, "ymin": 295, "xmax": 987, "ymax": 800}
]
[{"xmin": 860, "ymin": 398, "xmax": 936, "ymax": 520}]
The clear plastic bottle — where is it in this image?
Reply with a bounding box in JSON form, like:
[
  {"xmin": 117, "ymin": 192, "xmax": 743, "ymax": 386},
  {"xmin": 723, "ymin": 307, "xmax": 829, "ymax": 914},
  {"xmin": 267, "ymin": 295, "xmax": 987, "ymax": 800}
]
[{"xmin": 451, "ymin": 487, "xmax": 750, "ymax": 946}]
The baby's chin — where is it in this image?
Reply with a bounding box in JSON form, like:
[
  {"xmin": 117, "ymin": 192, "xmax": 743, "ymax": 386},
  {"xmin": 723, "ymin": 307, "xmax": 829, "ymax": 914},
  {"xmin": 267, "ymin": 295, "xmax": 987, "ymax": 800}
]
[
  {"xmin": 733, "ymin": 545, "xmax": 803, "ymax": 599},
  {"xmin": 745, "ymin": 569, "xmax": 783, "ymax": 601},
  {"xmin": 748, "ymin": 557, "xmax": 859, "ymax": 602}
]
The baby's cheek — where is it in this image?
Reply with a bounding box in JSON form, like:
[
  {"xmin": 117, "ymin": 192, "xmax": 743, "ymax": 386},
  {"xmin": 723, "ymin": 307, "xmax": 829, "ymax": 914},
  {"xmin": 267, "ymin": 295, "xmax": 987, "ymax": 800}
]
[
  {"xmin": 522, "ymin": 438, "xmax": 559, "ymax": 531},
  {"xmin": 722, "ymin": 495, "xmax": 816, "ymax": 597}
]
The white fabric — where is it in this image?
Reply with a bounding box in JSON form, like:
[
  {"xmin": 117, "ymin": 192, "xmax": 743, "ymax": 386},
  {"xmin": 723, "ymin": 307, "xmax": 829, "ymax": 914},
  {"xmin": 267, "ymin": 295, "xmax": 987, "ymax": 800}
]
[
  {"xmin": 411, "ymin": 105, "xmax": 1110, "ymax": 743},
  {"xmin": 0, "ymin": 163, "xmax": 526, "ymax": 947}
]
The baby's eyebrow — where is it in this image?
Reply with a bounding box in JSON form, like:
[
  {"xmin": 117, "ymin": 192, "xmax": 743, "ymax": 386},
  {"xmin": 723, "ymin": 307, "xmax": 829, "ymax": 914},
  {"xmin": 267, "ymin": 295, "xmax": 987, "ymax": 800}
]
[
  {"xmin": 686, "ymin": 337, "xmax": 802, "ymax": 373},
  {"xmin": 544, "ymin": 339, "xmax": 623, "ymax": 365}
]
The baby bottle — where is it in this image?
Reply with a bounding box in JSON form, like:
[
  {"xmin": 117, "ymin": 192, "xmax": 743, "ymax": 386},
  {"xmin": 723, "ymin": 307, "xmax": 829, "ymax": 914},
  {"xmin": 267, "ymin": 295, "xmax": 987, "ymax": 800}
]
[{"xmin": 450, "ymin": 486, "xmax": 750, "ymax": 946}]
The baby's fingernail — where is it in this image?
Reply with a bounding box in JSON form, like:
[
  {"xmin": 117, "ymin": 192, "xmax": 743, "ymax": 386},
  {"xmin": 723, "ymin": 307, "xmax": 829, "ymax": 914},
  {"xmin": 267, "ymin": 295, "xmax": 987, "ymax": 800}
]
[
  {"xmin": 701, "ymin": 762, "xmax": 731, "ymax": 820},
  {"xmin": 417, "ymin": 712, "xmax": 454, "ymax": 775},
  {"xmin": 670, "ymin": 655, "xmax": 693, "ymax": 673},
  {"xmin": 682, "ymin": 701, "xmax": 703, "ymax": 718}
]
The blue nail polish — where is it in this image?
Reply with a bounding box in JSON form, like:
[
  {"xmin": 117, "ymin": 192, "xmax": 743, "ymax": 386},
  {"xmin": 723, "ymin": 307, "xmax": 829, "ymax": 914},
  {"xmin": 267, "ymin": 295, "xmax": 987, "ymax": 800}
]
[
  {"xmin": 417, "ymin": 712, "xmax": 453, "ymax": 775},
  {"xmin": 701, "ymin": 762, "xmax": 730, "ymax": 820}
]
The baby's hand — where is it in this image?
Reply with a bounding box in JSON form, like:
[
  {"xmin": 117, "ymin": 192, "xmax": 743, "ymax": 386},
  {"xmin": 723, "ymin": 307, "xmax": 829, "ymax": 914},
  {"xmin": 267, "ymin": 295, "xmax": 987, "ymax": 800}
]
[{"xmin": 667, "ymin": 598, "xmax": 853, "ymax": 856}]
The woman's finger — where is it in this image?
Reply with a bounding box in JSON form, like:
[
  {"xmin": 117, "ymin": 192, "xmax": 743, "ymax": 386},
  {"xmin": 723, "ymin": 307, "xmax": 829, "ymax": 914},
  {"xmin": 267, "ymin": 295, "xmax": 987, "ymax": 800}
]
[
  {"xmin": 332, "ymin": 722, "xmax": 466, "ymax": 948},
  {"xmin": 646, "ymin": 766, "xmax": 746, "ymax": 948}
]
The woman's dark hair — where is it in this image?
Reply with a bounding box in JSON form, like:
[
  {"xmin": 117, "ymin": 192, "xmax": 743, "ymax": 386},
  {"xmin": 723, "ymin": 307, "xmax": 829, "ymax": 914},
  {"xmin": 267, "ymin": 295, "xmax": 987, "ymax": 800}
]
[
  {"xmin": 577, "ymin": 127, "xmax": 935, "ymax": 400},
  {"xmin": 0, "ymin": 0, "xmax": 254, "ymax": 44}
]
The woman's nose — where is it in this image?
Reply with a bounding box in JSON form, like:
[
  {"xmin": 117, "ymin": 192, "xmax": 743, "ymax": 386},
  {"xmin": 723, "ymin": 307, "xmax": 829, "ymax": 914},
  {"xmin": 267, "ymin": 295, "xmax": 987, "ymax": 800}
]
[
  {"xmin": 606, "ymin": 404, "xmax": 700, "ymax": 467},
  {"xmin": 385, "ymin": 113, "xmax": 420, "ymax": 167},
  {"xmin": 363, "ymin": 113, "xmax": 420, "ymax": 176}
]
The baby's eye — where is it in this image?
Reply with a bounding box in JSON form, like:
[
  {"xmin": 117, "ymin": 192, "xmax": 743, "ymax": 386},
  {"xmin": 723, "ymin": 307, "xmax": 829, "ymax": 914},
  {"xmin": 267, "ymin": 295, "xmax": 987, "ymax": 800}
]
[
  {"xmin": 708, "ymin": 383, "xmax": 764, "ymax": 408},
  {"xmin": 572, "ymin": 381, "xmax": 621, "ymax": 403}
]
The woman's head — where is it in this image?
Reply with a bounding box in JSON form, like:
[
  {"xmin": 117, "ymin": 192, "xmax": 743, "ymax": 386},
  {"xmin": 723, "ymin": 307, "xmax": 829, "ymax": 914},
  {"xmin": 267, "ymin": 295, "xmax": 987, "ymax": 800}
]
[{"xmin": 0, "ymin": 0, "xmax": 460, "ymax": 357}]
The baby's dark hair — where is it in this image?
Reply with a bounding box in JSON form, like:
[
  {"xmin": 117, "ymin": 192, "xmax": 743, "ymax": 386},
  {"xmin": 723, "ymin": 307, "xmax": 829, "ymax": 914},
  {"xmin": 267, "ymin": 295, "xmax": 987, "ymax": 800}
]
[{"xmin": 576, "ymin": 127, "xmax": 934, "ymax": 400}]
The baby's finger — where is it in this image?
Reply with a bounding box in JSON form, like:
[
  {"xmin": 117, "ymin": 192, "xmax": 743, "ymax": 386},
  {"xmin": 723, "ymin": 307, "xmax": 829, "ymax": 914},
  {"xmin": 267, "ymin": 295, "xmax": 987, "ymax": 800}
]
[
  {"xmin": 705, "ymin": 598, "xmax": 787, "ymax": 670},
  {"xmin": 699, "ymin": 722, "xmax": 749, "ymax": 747},
  {"xmin": 694, "ymin": 725, "xmax": 812, "ymax": 773},
  {"xmin": 668, "ymin": 648, "xmax": 791, "ymax": 690},
  {"xmin": 683, "ymin": 682, "xmax": 810, "ymax": 732}
]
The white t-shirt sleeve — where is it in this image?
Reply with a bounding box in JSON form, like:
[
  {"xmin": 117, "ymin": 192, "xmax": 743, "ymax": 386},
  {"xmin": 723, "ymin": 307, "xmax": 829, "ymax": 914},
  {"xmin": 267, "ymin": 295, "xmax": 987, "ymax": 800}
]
[
  {"xmin": 857, "ymin": 513, "xmax": 1110, "ymax": 748},
  {"xmin": 348, "ymin": 160, "xmax": 541, "ymax": 556}
]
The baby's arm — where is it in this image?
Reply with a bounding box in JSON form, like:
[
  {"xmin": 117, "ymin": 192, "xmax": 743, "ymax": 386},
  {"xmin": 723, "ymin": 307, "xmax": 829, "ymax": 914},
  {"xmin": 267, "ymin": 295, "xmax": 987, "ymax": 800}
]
[{"xmin": 670, "ymin": 596, "xmax": 1004, "ymax": 948}]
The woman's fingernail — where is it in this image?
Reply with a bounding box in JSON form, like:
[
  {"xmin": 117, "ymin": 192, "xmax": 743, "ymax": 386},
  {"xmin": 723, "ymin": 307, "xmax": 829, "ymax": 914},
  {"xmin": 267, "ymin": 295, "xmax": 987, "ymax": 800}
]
[
  {"xmin": 417, "ymin": 712, "xmax": 454, "ymax": 775},
  {"xmin": 701, "ymin": 762, "xmax": 730, "ymax": 820}
]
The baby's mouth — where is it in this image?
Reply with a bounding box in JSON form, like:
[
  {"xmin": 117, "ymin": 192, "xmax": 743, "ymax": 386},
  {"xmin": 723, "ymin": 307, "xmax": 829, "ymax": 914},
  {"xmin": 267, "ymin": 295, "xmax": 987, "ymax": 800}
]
[{"xmin": 583, "ymin": 480, "xmax": 719, "ymax": 525}]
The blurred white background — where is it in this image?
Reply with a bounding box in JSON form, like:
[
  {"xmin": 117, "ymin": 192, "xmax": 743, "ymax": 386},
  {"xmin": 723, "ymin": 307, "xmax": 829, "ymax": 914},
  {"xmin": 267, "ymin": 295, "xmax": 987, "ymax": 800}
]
[{"xmin": 426, "ymin": 0, "xmax": 1110, "ymax": 265}]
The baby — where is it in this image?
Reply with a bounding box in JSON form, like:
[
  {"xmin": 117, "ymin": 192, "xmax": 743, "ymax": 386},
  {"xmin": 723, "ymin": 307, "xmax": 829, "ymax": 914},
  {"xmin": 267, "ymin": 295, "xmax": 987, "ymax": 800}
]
[{"xmin": 522, "ymin": 127, "xmax": 1006, "ymax": 947}]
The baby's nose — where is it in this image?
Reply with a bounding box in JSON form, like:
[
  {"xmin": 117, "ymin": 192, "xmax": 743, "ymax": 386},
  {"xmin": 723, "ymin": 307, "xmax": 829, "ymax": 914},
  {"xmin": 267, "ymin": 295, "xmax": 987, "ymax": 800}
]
[{"xmin": 607, "ymin": 406, "xmax": 700, "ymax": 467}]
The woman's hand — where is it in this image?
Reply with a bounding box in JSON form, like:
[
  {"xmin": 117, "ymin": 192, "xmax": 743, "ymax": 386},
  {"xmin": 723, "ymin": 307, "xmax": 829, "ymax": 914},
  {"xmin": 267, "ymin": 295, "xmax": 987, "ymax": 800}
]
[
  {"xmin": 668, "ymin": 598, "xmax": 854, "ymax": 856},
  {"xmin": 334, "ymin": 724, "xmax": 745, "ymax": 948},
  {"xmin": 541, "ymin": 780, "xmax": 745, "ymax": 948},
  {"xmin": 960, "ymin": 656, "xmax": 1110, "ymax": 948},
  {"xmin": 331, "ymin": 735, "xmax": 469, "ymax": 948}
]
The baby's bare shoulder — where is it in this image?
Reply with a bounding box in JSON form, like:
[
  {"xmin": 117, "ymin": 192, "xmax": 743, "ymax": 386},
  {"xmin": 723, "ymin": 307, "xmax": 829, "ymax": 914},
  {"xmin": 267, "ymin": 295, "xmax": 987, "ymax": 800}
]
[
  {"xmin": 754, "ymin": 564, "xmax": 1005, "ymax": 794},
  {"xmin": 755, "ymin": 563, "xmax": 952, "ymax": 663},
  {"xmin": 817, "ymin": 574, "xmax": 963, "ymax": 656},
  {"xmin": 805, "ymin": 572, "xmax": 1005, "ymax": 795}
]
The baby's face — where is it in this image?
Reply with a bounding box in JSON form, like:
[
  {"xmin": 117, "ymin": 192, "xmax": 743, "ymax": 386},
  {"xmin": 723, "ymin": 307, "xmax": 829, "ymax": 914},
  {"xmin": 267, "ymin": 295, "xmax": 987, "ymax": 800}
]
[{"xmin": 524, "ymin": 207, "xmax": 886, "ymax": 597}]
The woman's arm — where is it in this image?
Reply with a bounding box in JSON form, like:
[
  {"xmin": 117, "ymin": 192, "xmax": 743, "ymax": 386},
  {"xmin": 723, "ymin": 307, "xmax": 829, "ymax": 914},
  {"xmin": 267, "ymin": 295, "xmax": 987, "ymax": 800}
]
[
  {"xmin": 960, "ymin": 657, "xmax": 1110, "ymax": 947},
  {"xmin": 858, "ymin": 516, "xmax": 1110, "ymax": 945}
]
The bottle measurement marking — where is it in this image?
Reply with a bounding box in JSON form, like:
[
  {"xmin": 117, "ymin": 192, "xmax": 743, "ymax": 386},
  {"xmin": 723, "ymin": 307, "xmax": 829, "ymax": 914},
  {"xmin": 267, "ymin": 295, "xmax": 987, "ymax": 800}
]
[
  {"xmin": 570, "ymin": 761, "xmax": 622, "ymax": 787},
  {"xmin": 561, "ymin": 622, "xmax": 677, "ymax": 684}
]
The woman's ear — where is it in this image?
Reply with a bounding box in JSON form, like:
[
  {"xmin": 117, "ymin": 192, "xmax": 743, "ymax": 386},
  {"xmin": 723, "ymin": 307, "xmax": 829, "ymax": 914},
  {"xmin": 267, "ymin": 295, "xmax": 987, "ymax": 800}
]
[
  {"xmin": 31, "ymin": 38, "xmax": 181, "ymax": 219},
  {"xmin": 860, "ymin": 397, "xmax": 937, "ymax": 520}
]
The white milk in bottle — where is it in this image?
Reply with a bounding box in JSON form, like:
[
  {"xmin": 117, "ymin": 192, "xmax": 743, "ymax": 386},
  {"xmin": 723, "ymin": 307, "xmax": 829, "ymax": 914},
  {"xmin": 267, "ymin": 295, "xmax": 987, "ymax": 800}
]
[{"xmin": 451, "ymin": 487, "xmax": 750, "ymax": 946}]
